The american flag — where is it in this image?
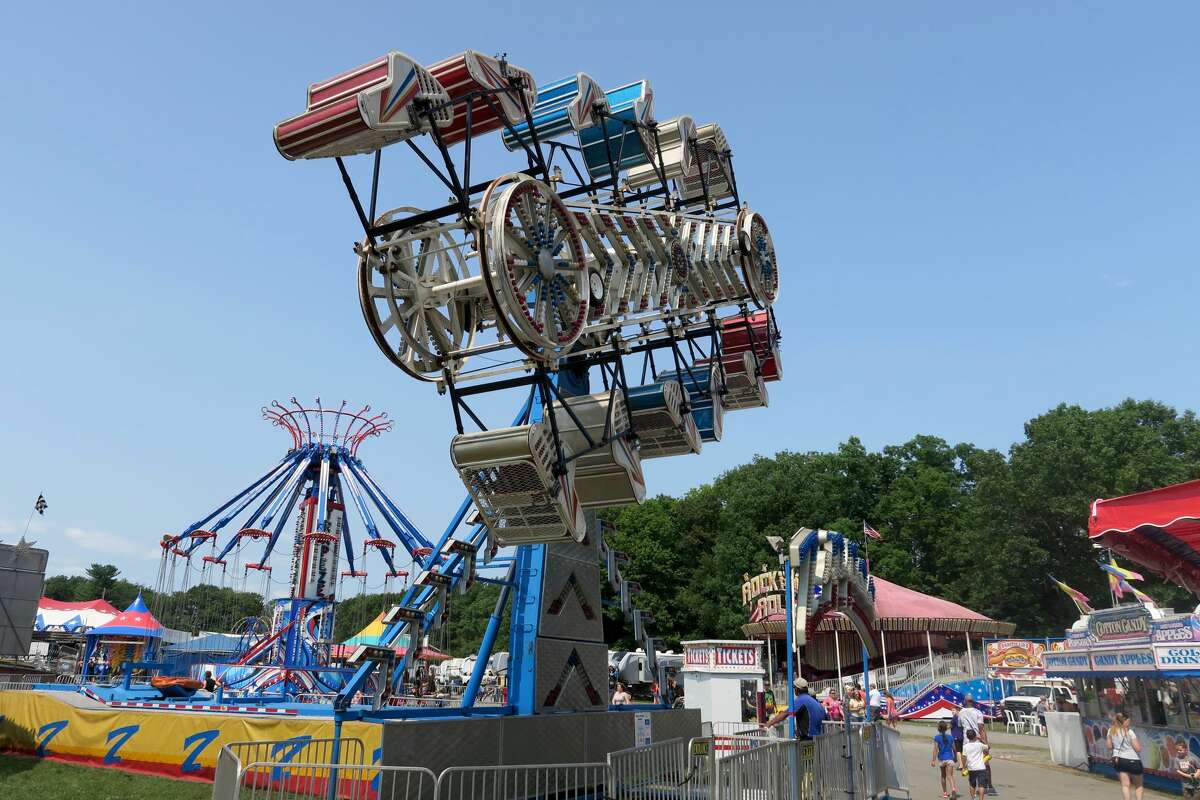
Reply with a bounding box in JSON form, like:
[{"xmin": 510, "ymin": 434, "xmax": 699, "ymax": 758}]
[
  {"xmin": 34, "ymin": 494, "xmax": 47, "ymax": 515},
  {"xmin": 863, "ymin": 521, "xmax": 882, "ymax": 540}
]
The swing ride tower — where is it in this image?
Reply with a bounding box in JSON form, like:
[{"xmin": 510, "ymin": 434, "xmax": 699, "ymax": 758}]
[{"xmin": 154, "ymin": 400, "xmax": 426, "ymax": 696}]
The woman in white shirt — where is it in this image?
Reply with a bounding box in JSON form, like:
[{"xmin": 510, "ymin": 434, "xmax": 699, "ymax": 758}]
[
  {"xmin": 611, "ymin": 682, "xmax": 633, "ymax": 706},
  {"xmin": 1107, "ymin": 712, "xmax": 1144, "ymax": 800}
]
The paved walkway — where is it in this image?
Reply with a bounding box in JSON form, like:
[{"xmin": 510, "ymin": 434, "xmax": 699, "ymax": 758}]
[{"xmin": 895, "ymin": 722, "xmax": 1175, "ymax": 799}]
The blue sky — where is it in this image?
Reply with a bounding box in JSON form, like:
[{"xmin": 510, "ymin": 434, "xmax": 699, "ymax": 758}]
[{"xmin": 1, "ymin": 3, "xmax": 1197, "ymax": 589}]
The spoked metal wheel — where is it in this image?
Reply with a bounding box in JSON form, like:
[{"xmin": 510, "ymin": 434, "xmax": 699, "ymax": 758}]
[
  {"xmin": 481, "ymin": 177, "xmax": 589, "ymax": 361},
  {"xmin": 358, "ymin": 207, "xmax": 478, "ymax": 380},
  {"xmin": 738, "ymin": 209, "xmax": 780, "ymax": 307}
]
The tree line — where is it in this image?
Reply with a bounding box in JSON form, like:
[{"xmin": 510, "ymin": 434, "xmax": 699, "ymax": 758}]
[{"xmin": 39, "ymin": 399, "xmax": 1200, "ymax": 654}]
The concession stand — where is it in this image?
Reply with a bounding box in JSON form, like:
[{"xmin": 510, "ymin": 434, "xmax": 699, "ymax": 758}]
[{"xmin": 1043, "ymin": 479, "xmax": 1200, "ymax": 792}]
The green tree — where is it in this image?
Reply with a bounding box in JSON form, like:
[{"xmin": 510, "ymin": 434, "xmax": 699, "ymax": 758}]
[{"xmin": 85, "ymin": 564, "xmax": 120, "ymax": 600}]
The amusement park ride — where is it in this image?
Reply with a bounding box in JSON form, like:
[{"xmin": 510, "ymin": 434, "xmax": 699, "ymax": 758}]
[{"xmin": 153, "ymin": 46, "xmax": 785, "ymax": 721}]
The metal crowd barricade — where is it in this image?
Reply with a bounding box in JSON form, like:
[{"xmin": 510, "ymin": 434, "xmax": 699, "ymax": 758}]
[
  {"xmin": 703, "ymin": 720, "xmax": 779, "ymax": 759},
  {"xmin": 213, "ymin": 737, "xmax": 366, "ymax": 799},
  {"xmin": 238, "ymin": 762, "xmax": 437, "ymax": 800},
  {"xmin": 607, "ymin": 737, "xmax": 688, "ymax": 798},
  {"xmin": 437, "ymin": 762, "xmax": 607, "ymax": 800}
]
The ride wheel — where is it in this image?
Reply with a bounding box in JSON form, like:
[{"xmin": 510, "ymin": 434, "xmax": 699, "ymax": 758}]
[
  {"xmin": 737, "ymin": 209, "xmax": 779, "ymax": 307},
  {"xmin": 481, "ymin": 176, "xmax": 589, "ymax": 361},
  {"xmin": 358, "ymin": 207, "xmax": 479, "ymax": 381}
]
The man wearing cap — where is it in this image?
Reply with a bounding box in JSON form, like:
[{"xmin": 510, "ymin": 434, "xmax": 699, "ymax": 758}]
[{"xmin": 763, "ymin": 677, "xmax": 827, "ymax": 740}]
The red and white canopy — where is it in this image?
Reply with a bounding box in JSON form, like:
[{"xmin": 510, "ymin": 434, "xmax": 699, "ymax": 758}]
[
  {"xmin": 35, "ymin": 597, "xmax": 119, "ymax": 633},
  {"xmin": 1090, "ymin": 478, "xmax": 1200, "ymax": 594}
]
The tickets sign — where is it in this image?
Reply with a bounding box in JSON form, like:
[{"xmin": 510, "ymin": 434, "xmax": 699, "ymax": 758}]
[{"xmin": 682, "ymin": 640, "xmax": 763, "ymax": 674}]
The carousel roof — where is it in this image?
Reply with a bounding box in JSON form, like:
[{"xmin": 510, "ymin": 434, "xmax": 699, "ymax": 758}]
[
  {"xmin": 1089, "ymin": 479, "xmax": 1200, "ymax": 595},
  {"xmin": 86, "ymin": 592, "xmax": 164, "ymax": 639},
  {"xmin": 743, "ymin": 576, "xmax": 1015, "ymax": 638}
]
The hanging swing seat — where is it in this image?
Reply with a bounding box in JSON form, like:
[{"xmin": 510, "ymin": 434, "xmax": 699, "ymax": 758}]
[
  {"xmin": 450, "ymin": 422, "xmax": 587, "ymax": 546},
  {"xmin": 341, "ymin": 570, "xmax": 369, "ymax": 578},
  {"xmin": 304, "ymin": 532, "xmax": 339, "ymax": 544},
  {"xmin": 386, "ymin": 570, "xmax": 410, "ymax": 579},
  {"xmin": 364, "ymin": 538, "xmax": 396, "ymax": 550},
  {"xmin": 187, "ymin": 529, "xmax": 217, "ymax": 542},
  {"xmin": 626, "ymin": 379, "xmax": 702, "ymax": 459},
  {"xmin": 236, "ymin": 528, "xmax": 273, "ymax": 540},
  {"xmin": 550, "ymin": 390, "xmax": 646, "ymax": 509},
  {"xmin": 201, "ymin": 556, "xmax": 227, "ymax": 566}
]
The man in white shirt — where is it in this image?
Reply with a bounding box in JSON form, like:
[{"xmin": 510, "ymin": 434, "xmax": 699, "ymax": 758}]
[
  {"xmin": 960, "ymin": 729, "xmax": 990, "ymax": 800},
  {"xmin": 958, "ymin": 696, "xmax": 996, "ymax": 795}
]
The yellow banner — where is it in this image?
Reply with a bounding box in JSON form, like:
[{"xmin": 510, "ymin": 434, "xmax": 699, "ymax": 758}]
[{"xmin": 0, "ymin": 690, "xmax": 382, "ymax": 780}]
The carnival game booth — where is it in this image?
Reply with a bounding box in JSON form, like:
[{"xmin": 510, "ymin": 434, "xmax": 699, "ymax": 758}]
[
  {"xmin": 82, "ymin": 593, "xmax": 163, "ymax": 681},
  {"xmin": 1045, "ymin": 602, "xmax": 1200, "ymax": 792}
]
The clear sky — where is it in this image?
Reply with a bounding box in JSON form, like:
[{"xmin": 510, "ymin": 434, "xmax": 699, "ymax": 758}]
[{"xmin": 1, "ymin": 2, "xmax": 1197, "ymax": 589}]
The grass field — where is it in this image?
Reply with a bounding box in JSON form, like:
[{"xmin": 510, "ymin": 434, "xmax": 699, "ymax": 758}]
[{"xmin": 0, "ymin": 755, "xmax": 211, "ymax": 799}]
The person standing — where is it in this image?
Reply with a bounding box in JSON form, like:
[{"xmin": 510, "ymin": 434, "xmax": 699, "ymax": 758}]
[
  {"xmin": 931, "ymin": 720, "xmax": 959, "ymax": 798},
  {"xmin": 951, "ymin": 705, "xmax": 965, "ymax": 762},
  {"xmin": 869, "ymin": 683, "xmax": 884, "ymax": 719},
  {"xmin": 822, "ymin": 688, "xmax": 844, "ymax": 722},
  {"xmin": 1107, "ymin": 712, "xmax": 1144, "ymax": 800},
  {"xmin": 847, "ymin": 686, "xmax": 866, "ymax": 721},
  {"xmin": 763, "ymin": 677, "xmax": 827, "ymax": 740},
  {"xmin": 959, "ymin": 696, "xmax": 996, "ymax": 795},
  {"xmin": 1175, "ymin": 739, "xmax": 1200, "ymax": 800},
  {"xmin": 960, "ymin": 729, "xmax": 990, "ymax": 800},
  {"xmin": 611, "ymin": 682, "xmax": 632, "ymax": 707},
  {"xmin": 883, "ymin": 690, "xmax": 899, "ymax": 728}
]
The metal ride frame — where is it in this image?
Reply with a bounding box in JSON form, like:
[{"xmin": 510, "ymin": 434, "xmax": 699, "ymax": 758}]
[{"xmin": 274, "ymin": 49, "xmax": 783, "ymax": 726}]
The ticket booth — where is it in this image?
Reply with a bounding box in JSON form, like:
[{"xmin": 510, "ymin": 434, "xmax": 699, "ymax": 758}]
[{"xmin": 681, "ymin": 640, "xmax": 764, "ymax": 724}]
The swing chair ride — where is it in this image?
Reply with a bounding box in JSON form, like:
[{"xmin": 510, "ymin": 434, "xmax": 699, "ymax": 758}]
[{"xmin": 153, "ymin": 400, "xmax": 435, "ymax": 697}]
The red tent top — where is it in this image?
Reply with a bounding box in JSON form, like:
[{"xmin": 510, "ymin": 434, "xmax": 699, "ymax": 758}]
[
  {"xmin": 39, "ymin": 597, "xmax": 120, "ymax": 615},
  {"xmin": 1089, "ymin": 478, "xmax": 1200, "ymax": 594},
  {"xmin": 746, "ymin": 575, "xmax": 1014, "ymax": 636},
  {"xmin": 871, "ymin": 576, "xmax": 991, "ymax": 622}
]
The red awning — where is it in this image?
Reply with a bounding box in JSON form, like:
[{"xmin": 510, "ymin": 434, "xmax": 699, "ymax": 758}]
[{"xmin": 1089, "ymin": 479, "xmax": 1200, "ymax": 594}]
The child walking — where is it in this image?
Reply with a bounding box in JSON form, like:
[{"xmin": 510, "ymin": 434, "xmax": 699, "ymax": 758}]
[
  {"xmin": 961, "ymin": 729, "xmax": 991, "ymax": 800},
  {"xmin": 931, "ymin": 720, "xmax": 959, "ymax": 798}
]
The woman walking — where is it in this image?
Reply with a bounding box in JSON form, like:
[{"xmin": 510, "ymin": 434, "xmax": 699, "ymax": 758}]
[
  {"xmin": 931, "ymin": 720, "xmax": 959, "ymax": 798},
  {"xmin": 1107, "ymin": 712, "xmax": 1144, "ymax": 800}
]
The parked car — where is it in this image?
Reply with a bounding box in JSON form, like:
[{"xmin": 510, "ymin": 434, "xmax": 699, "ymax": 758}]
[{"xmin": 1002, "ymin": 682, "xmax": 1077, "ymax": 719}]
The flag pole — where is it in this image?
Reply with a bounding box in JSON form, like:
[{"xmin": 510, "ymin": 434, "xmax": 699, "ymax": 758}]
[{"xmin": 21, "ymin": 508, "xmax": 36, "ymax": 539}]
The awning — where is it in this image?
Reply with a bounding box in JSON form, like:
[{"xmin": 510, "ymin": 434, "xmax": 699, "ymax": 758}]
[{"xmin": 1089, "ymin": 479, "xmax": 1200, "ymax": 594}]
